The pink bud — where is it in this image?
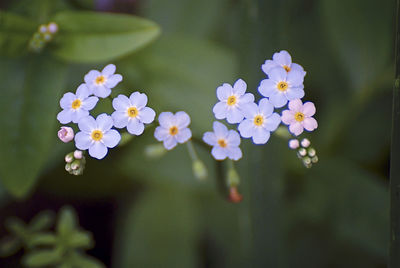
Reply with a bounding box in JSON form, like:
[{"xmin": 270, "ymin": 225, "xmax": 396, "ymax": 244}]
[
  {"xmin": 74, "ymin": 150, "xmax": 83, "ymax": 159},
  {"xmin": 58, "ymin": 127, "xmax": 74, "ymax": 143},
  {"xmin": 47, "ymin": 22, "xmax": 58, "ymax": 34},
  {"xmin": 301, "ymin": 138, "xmax": 310, "ymax": 148},
  {"xmin": 288, "ymin": 139, "xmax": 299, "ymax": 149}
]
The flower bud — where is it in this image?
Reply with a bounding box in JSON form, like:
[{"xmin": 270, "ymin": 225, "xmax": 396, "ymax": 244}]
[
  {"xmin": 65, "ymin": 152, "xmax": 74, "ymax": 163},
  {"xmin": 47, "ymin": 22, "xmax": 58, "ymax": 34},
  {"xmin": 288, "ymin": 139, "xmax": 299, "ymax": 149},
  {"xmin": 303, "ymin": 156, "xmax": 312, "ymax": 165},
  {"xmin": 43, "ymin": 33, "xmax": 52, "ymax": 42},
  {"xmin": 192, "ymin": 160, "xmax": 207, "ymax": 180},
  {"xmin": 308, "ymin": 148, "xmax": 316, "ymax": 157},
  {"xmin": 229, "ymin": 186, "xmax": 243, "ymax": 203},
  {"xmin": 65, "ymin": 163, "xmax": 72, "ymax": 172},
  {"xmin": 144, "ymin": 144, "xmax": 167, "ymax": 158},
  {"xmin": 311, "ymin": 156, "xmax": 319, "ymax": 163},
  {"xmin": 39, "ymin": 24, "xmax": 47, "ymax": 34},
  {"xmin": 301, "ymin": 138, "xmax": 310, "ymax": 148},
  {"xmin": 297, "ymin": 148, "xmax": 307, "ymax": 157},
  {"xmin": 70, "ymin": 160, "xmax": 80, "ymax": 170},
  {"xmin": 73, "ymin": 150, "xmax": 83, "ymax": 159},
  {"xmin": 58, "ymin": 127, "xmax": 74, "ymax": 143}
]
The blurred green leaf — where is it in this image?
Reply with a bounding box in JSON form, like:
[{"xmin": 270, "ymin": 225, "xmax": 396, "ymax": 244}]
[
  {"xmin": 0, "ymin": 236, "xmax": 22, "ymax": 257},
  {"xmin": 29, "ymin": 210, "xmax": 55, "ymax": 232},
  {"xmin": 23, "ymin": 248, "xmax": 63, "ymax": 267},
  {"xmin": 57, "ymin": 206, "xmax": 78, "ymax": 236},
  {"xmin": 27, "ymin": 233, "xmax": 57, "ymax": 248},
  {"xmin": 5, "ymin": 217, "xmax": 27, "ymax": 237},
  {"xmin": 0, "ymin": 55, "xmax": 67, "ymax": 198},
  {"xmin": 50, "ymin": 11, "xmax": 160, "ymax": 63},
  {"xmin": 65, "ymin": 231, "xmax": 93, "ymax": 249},
  {"xmin": 67, "ymin": 252, "xmax": 105, "ymax": 268}
]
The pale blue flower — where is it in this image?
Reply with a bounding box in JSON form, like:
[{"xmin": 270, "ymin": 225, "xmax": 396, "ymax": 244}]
[
  {"xmin": 75, "ymin": 114, "xmax": 121, "ymax": 160},
  {"xmin": 262, "ymin": 50, "xmax": 306, "ymax": 77},
  {"xmin": 238, "ymin": 98, "xmax": 281, "ymax": 144},
  {"xmin": 154, "ymin": 111, "xmax": 192, "ymax": 150},
  {"xmin": 112, "ymin": 92, "xmax": 156, "ymax": 135},
  {"xmin": 57, "ymin": 84, "xmax": 98, "ymax": 124},
  {"xmin": 258, "ymin": 67, "xmax": 305, "ymax": 108},
  {"xmin": 84, "ymin": 64, "xmax": 122, "ymax": 98},
  {"xmin": 203, "ymin": 121, "xmax": 242, "ymax": 161},
  {"xmin": 212, "ymin": 79, "xmax": 254, "ymax": 124}
]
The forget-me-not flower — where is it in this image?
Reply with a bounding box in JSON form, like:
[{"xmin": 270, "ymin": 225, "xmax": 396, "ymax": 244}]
[
  {"xmin": 238, "ymin": 98, "xmax": 281, "ymax": 144},
  {"xmin": 84, "ymin": 64, "xmax": 122, "ymax": 98},
  {"xmin": 154, "ymin": 111, "xmax": 192, "ymax": 150},
  {"xmin": 213, "ymin": 79, "xmax": 254, "ymax": 124},
  {"xmin": 262, "ymin": 50, "xmax": 306, "ymax": 77},
  {"xmin": 112, "ymin": 92, "xmax": 156, "ymax": 135},
  {"xmin": 203, "ymin": 121, "xmax": 242, "ymax": 161},
  {"xmin": 281, "ymin": 99, "xmax": 318, "ymax": 136},
  {"xmin": 57, "ymin": 84, "xmax": 99, "ymax": 124},
  {"xmin": 75, "ymin": 114, "xmax": 121, "ymax": 159}
]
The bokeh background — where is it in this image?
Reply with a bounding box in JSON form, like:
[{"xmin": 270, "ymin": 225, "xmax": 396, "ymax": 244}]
[{"xmin": 0, "ymin": 0, "xmax": 395, "ymax": 267}]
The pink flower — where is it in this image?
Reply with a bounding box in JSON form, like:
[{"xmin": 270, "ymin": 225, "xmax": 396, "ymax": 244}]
[
  {"xmin": 281, "ymin": 99, "xmax": 318, "ymax": 136},
  {"xmin": 58, "ymin": 126, "xmax": 74, "ymax": 143}
]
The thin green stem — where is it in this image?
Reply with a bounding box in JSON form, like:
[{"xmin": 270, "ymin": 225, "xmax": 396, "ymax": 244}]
[{"xmin": 186, "ymin": 140, "xmax": 199, "ymax": 162}]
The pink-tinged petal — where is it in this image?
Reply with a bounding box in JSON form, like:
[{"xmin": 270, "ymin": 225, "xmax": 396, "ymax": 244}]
[
  {"xmin": 264, "ymin": 113, "xmax": 281, "ymax": 131},
  {"xmin": 105, "ymin": 74, "xmax": 122, "ymax": 88},
  {"xmin": 258, "ymin": 79, "xmax": 276, "ymax": 97},
  {"xmin": 227, "ymin": 130, "xmax": 241, "ymax": 146},
  {"xmin": 252, "ymin": 128, "xmax": 270, "ymax": 144},
  {"xmin": 261, "ymin": 60, "xmax": 279, "ymax": 75},
  {"xmin": 112, "ymin": 94, "xmax": 130, "ymax": 111},
  {"xmin": 268, "ymin": 67, "xmax": 287, "ymax": 82},
  {"xmin": 288, "ymin": 99, "xmax": 303, "ymax": 111},
  {"xmin": 139, "ymin": 107, "xmax": 156, "ymax": 124},
  {"xmin": 112, "ymin": 111, "xmax": 129, "ymax": 128},
  {"xmin": 93, "ymin": 85, "xmax": 111, "ymax": 98},
  {"xmin": 175, "ymin": 111, "xmax": 191, "ymax": 128},
  {"xmin": 84, "ymin": 70, "xmax": 101, "ymax": 84},
  {"xmin": 238, "ymin": 119, "xmax": 254, "ymax": 138},
  {"xmin": 227, "ymin": 147, "xmax": 242, "ymax": 161},
  {"xmin": 163, "ymin": 136, "xmax": 177, "ymax": 150},
  {"xmin": 60, "ymin": 92, "xmax": 75, "ymax": 109},
  {"xmin": 72, "ymin": 109, "xmax": 89, "ymax": 123},
  {"xmin": 281, "ymin": 110, "xmax": 295, "ymax": 125},
  {"xmin": 240, "ymin": 102, "xmax": 258, "ymax": 119},
  {"xmin": 287, "ymin": 69, "xmax": 304, "ymax": 86},
  {"xmin": 211, "ymin": 147, "xmax": 227, "ymax": 160},
  {"xmin": 75, "ymin": 84, "xmax": 90, "ymax": 99},
  {"xmin": 102, "ymin": 64, "xmax": 116, "ymax": 76},
  {"xmin": 127, "ymin": 119, "xmax": 145, "ymax": 135},
  {"xmin": 154, "ymin": 126, "xmax": 169, "ymax": 141},
  {"xmin": 58, "ymin": 127, "xmax": 74, "ymax": 143},
  {"xmin": 81, "ymin": 96, "xmax": 98, "ymax": 110},
  {"xmin": 258, "ymin": 98, "xmax": 274, "ymax": 116},
  {"xmin": 57, "ymin": 109, "xmax": 73, "ymax": 124},
  {"xmin": 303, "ymin": 117, "xmax": 318, "ymax": 131},
  {"xmin": 213, "ymin": 121, "xmax": 228, "ymax": 138},
  {"xmin": 96, "ymin": 113, "xmax": 113, "ymax": 131},
  {"xmin": 203, "ymin": 132, "xmax": 217, "ymax": 146},
  {"xmin": 213, "ymin": 102, "xmax": 228, "ymax": 119},
  {"xmin": 303, "ymin": 102, "xmax": 316, "ymax": 116},
  {"xmin": 158, "ymin": 112, "xmax": 174, "ymax": 127},
  {"xmin": 289, "ymin": 122, "xmax": 304, "ymax": 136},
  {"xmin": 226, "ymin": 108, "xmax": 244, "ymax": 124},
  {"xmin": 216, "ymin": 83, "xmax": 233, "ymax": 100},
  {"xmin": 176, "ymin": 128, "xmax": 192, "ymax": 143},
  {"xmin": 269, "ymin": 92, "xmax": 288, "ymax": 108},
  {"xmin": 239, "ymin": 93, "xmax": 254, "ymax": 104},
  {"xmin": 233, "ymin": 79, "xmax": 247, "ymax": 95},
  {"xmin": 286, "ymin": 87, "xmax": 305, "ymax": 101},
  {"xmin": 78, "ymin": 116, "xmax": 96, "ymax": 133},
  {"xmin": 89, "ymin": 142, "xmax": 108, "ymax": 159},
  {"xmin": 102, "ymin": 129, "xmax": 121, "ymax": 148},
  {"xmin": 75, "ymin": 132, "xmax": 92, "ymax": 150},
  {"xmin": 130, "ymin": 92, "xmax": 148, "ymax": 109},
  {"xmin": 273, "ymin": 50, "xmax": 292, "ymax": 66}
]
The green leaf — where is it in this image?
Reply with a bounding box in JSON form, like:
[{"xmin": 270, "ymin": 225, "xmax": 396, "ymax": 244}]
[
  {"xmin": 5, "ymin": 217, "xmax": 27, "ymax": 237},
  {"xmin": 0, "ymin": 11, "xmax": 36, "ymax": 57},
  {"xmin": 23, "ymin": 248, "xmax": 63, "ymax": 267},
  {"xmin": 27, "ymin": 233, "xmax": 57, "ymax": 248},
  {"xmin": 0, "ymin": 236, "xmax": 22, "ymax": 257},
  {"xmin": 29, "ymin": 210, "xmax": 55, "ymax": 232},
  {"xmin": 50, "ymin": 11, "xmax": 160, "ymax": 63},
  {"xmin": 68, "ymin": 252, "xmax": 105, "ymax": 268},
  {"xmin": 0, "ymin": 55, "xmax": 68, "ymax": 198},
  {"xmin": 57, "ymin": 206, "xmax": 78, "ymax": 236},
  {"xmin": 65, "ymin": 231, "xmax": 93, "ymax": 249}
]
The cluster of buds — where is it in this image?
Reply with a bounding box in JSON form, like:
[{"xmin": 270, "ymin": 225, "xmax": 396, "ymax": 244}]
[
  {"xmin": 289, "ymin": 138, "xmax": 318, "ymax": 168},
  {"xmin": 28, "ymin": 22, "xmax": 58, "ymax": 52},
  {"xmin": 64, "ymin": 150, "xmax": 86, "ymax": 176}
]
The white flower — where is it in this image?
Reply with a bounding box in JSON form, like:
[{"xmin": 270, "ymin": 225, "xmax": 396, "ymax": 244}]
[
  {"xmin": 258, "ymin": 67, "xmax": 305, "ymax": 108},
  {"xmin": 154, "ymin": 111, "xmax": 192, "ymax": 150},
  {"xmin": 212, "ymin": 79, "xmax": 254, "ymax": 124},
  {"xmin": 238, "ymin": 98, "xmax": 281, "ymax": 144},
  {"xmin": 112, "ymin": 92, "xmax": 156, "ymax": 135},
  {"xmin": 74, "ymin": 114, "xmax": 121, "ymax": 160},
  {"xmin": 58, "ymin": 126, "xmax": 74, "ymax": 143},
  {"xmin": 57, "ymin": 84, "xmax": 99, "ymax": 124},
  {"xmin": 281, "ymin": 99, "xmax": 318, "ymax": 136},
  {"xmin": 203, "ymin": 121, "xmax": 242, "ymax": 161},
  {"xmin": 84, "ymin": 64, "xmax": 122, "ymax": 98},
  {"xmin": 262, "ymin": 50, "xmax": 306, "ymax": 77}
]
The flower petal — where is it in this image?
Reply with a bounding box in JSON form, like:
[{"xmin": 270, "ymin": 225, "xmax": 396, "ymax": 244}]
[
  {"xmin": 139, "ymin": 107, "xmax": 156, "ymax": 124},
  {"xmin": 213, "ymin": 101, "xmax": 228, "ymax": 119},
  {"xmin": 269, "ymin": 92, "xmax": 288, "ymax": 108},
  {"xmin": 226, "ymin": 108, "xmax": 244, "ymax": 124},
  {"xmin": 154, "ymin": 126, "xmax": 168, "ymax": 141},
  {"xmin": 78, "ymin": 116, "xmax": 97, "ymax": 133},
  {"xmin": 258, "ymin": 98, "xmax": 274, "ymax": 116},
  {"xmin": 288, "ymin": 99, "xmax": 303, "ymax": 111},
  {"xmin": 96, "ymin": 113, "xmax": 113, "ymax": 131},
  {"xmin": 75, "ymin": 132, "xmax": 92, "ymax": 150},
  {"xmin": 81, "ymin": 96, "xmax": 99, "ymax": 110},
  {"xmin": 268, "ymin": 67, "xmax": 287, "ymax": 82},
  {"xmin": 213, "ymin": 121, "xmax": 228, "ymax": 138},
  {"xmin": 287, "ymin": 69, "xmax": 304, "ymax": 86},
  {"xmin": 216, "ymin": 83, "xmax": 232, "ymax": 100},
  {"xmin": 303, "ymin": 117, "xmax": 318, "ymax": 131},
  {"xmin": 273, "ymin": 50, "xmax": 292, "ymax": 66},
  {"xmin": 84, "ymin": 70, "xmax": 101, "ymax": 84},
  {"xmin": 227, "ymin": 147, "xmax": 242, "ymax": 161},
  {"xmin": 158, "ymin": 112, "xmax": 174, "ymax": 127},
  {"xmin": 303, "ymin": 102, "xmax": 316, "ymax": 116},
  {"xmin": 238, "ymin": 119, "xmax": 254, "ymax": 138},
  {"xmin": 240, "ymin": 102, "xmax": 258, "ymax": 119},
  {"xmin": 163, "ymin": 136, "xmax": 177, "ymax": 150},
  {"xmin": 102, "ymin": 129, "xmax": 121, "ymax": 148},
  {"xmin": 289, "ymin": 122, "xmax": 304, "ymax": 136},
  {"xmin": 60, "ymin": 92, "xmax": 75, "ymax": 109},
  {"xmin": 281, "ymin": 110, "xmax": 295, "ymax": 125},
  {"xmin": 75, "ymin": 84, "xmax": 90, "ymax": 99},
  {"xmin": 258, "ymin": 79, "xmax": 276, "ymax": 98},
  {"xmin": 89, "ymin": 142, "xmax": 108, "ymax": 159},
  {"xmin": 176, "ymin": 128, "xmax": 192, "ymax": 143},
  {"xmin": 127, "ymin": 119, "xmax": 145, "ymax": 135},
  {"xmin": 102, "ymin": 64, "xmax": 116, "ymax": 76},
  {"xmin": 130, "ymin": 92, "xmax": 148, "ymax": 109},
  {"xmin": 239, "ymin": 93, "xmax": 254, "ymax": 104},
  {"xmin": 105, "ymin": 74, "xmax": 122, "ymax": 88},
  {"xmin": 264, "ymin": 113, "xmax": 281, "ymax": 131},
  {"xmin": 211, "ymin": 147, "xmax": 227, "ymax": 160},
  {"xmin": 233, "ymin": 79, "xmax": 247, "ymax": 95},
  {"xmin": 113, "ymin": 94, "xmax": 130, "ymax": 111},
  {"xmin": 203, "ymin": 132, "xmax": 217, "ymax": 146},
  {"xmin": 286, "ymin": 87, "xmax": 305, "ymax": 101},
  {"xmin": 93, "ymin": 85, "xmax": 111, "ymax": 98},
  {"xmin": 175, "ymin": 111, "xmax": 191, "ymax": 128},
  {"xmin": 72, "ymin": 109, "xmax": 89, "ymax": 123},
  {"xmin": 252, "ymin": 128, "xmax": 270, "ymax": 144},
  {"xmin": 57, "ymin": 109, "xmax": 73, "ymax": 124},
  {"xmin": 227, "ymin": 130, "xmax": 241, "ymax": 146},
  {"xmin": 261, "ymin": 59, "xmax": 279, "ymax": 75},
  {"xmin": 112, "ymin": 111, "xmax": 129, "ymax": 128}
]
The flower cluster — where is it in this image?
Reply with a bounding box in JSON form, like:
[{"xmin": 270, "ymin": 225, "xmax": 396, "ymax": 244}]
[
  {"xmin": 29, "ymin": 22, "xmax": 58, "ymax": 52},
  {"xmin": 289, "ymin": 138, "xmax": 318, "ymax": 168}
]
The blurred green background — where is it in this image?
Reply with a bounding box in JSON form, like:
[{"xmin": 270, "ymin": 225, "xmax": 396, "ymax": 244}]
[{"xmin": 0, "ymin": 0, "xmax": 394, "ymax": 267}]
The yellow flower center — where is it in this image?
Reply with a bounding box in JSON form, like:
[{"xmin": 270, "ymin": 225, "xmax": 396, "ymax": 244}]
[
  {"xmin": 91, "ymin": 130, "xmax": 103, "ymax": 141},
  {"xmin": 254, "ymin": 115, "xmax": 264, "ymax": 126},
  {"xmin": 95, "ymin": 75, "xmax": 106, "ymax": 85},
  {"xmin": 294, "ymin": 112, "xmax": 305, "ymax": 122},
  {"xmin": 283, "ymin": 65, "xmax": 291, "ymax": 72},
  {"xmin": 127, "ymin": 107, "xmax": 139, "ymax": 118},
  {"xmin": 218, "ymin": 139, "xmax": 227, "ymax": 148},
  {"xmin": 277, "ymin": 81, "xmax": 288, "ymax": 92},
  {"xmin": 169, "ymin": 126, "xmax": 178, "ymax": 136},
  {"xmin": 71, "ymin": 99, "xmax": 81, "ymax": 109},
  {"xmin": 227, "ymin": 95, "xmax": 237, "ymax": 106}
]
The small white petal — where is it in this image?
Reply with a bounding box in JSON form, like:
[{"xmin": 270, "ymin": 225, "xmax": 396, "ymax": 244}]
[
  {"xmin": 261, "ymin": 60, "xmax": 278, "ymax": 75},
  {"xmin": 227, "ymin": 130, "xmax": 241, "ymax": 146},
  {"xmin": 84, "ymin": 70, "xmax": 101, "ymax": 84},
  {"xmin": 75, "ymin": 132, "xmax": 92, "ymax": 150},
  {"xmin": 226, "ymin": 108, "xmax": 244, "ymax": 124},
  {"xmin": 211, "ymin": 147, "xmax": 227, "ymax": 160},
  {"xmin": 102, "ymin": 129, "xmax": 121, "ymax": 148},
  {"xmin": 288, "ymin": 99, "xmax": 303, "ymax": 111},
  {"xmin": 112, "ymin": 111, "xmax": 129, "ymax": 128},
  {"xmin": 303, "ymin": 102, "xmax": 316, "ymax": 117},
  {"xmin": 303, "ymin": 118, "xmax": 318, "ymax": 131},
  {"xmin": 158, "ymin": 112, "xmax": 174, "ymax": 127},
  {"xmin": 105, "ymin": 74, "xmax": 122, "ymax": 88},
  {"xmin": 102, "ymin": 64, "xmax": 116, "ymax": 76},
  {"xmin": 258, "ymin": 98, "xmax": 274, "ymax": 116},
  {"xmin": 78, "ymin": 116, "xmax": 97, "ymax": 133},
  {"xmin": 273, "ymin": 50, "xmax": 292, "ymax": 66},
  {"xmin": 75, "ymin": 84, "xmax": 90, "ymax": 99},
  {"xmin": 258, "ymin": 79, "xmax": 276, "ymax": 98},
  {"xmin": 203, "ymin": 132, "xmax": 217, "ymax": 146},
  {"xmin": 57, "ymin": 109, "xmax": 73, "ymax": 124},
  {"xmin": 72, "ymin": 109, "xmax": 89, "ymax": 123},
  {"xmin": 89, "ymin": 142, "xmax": 108, "ymax": 159},
  {"xmin": 239, "ymin": 93, "xmax": 255, "ymax": 104},
  {"xmin": 281, "ymin": 110, "xmax": 296, "ymax": 125},
  {"xmin": 227, "ymin": 147, "xmax": 242, "ymax": 161},
  {"xmin": 163, "ymin": 137, "xmax": 178, "ymax": 150},
  {"xmin": 241, "ymin": 102, "xmax": 258, "ymax": 119},
  {"xmin": 176, "ymin": 128, "xmax": 191, "ymax": 143},
  {"xmin": 287, "ymin": 69, "xmax": 304, "ymax": 86},
  {"xmin": 113, "ymin": 95, "xmax": 130, "ymax": 111},
  {"xmin": 289, "ymin": 122, "xmax": 304, "ymax": 136},
  {"xmin": 216, "ymin": 83, "xmax": 232, "ymax": 100},
  {"xmin": 252, "ymin": 128, "xmax": 270, "ymax": 144},
  {"xmin": 96, "ymin": 114, "xmax": 113, "ymax": 132},
  {"xmin": 269, "ymin": 92, "xmax": 288, "ymax": 108},
  {"xmin": 154, "ymin": 126, "xmax": 169, "ymax": 141},
  {"xmin": 175, "ymin": 111, "xmax": 191, "ymax": 128},
  {"xmin": 233, "ymin": 79, "xmax": 247, "ymax": 95},
  {"xmin": 213, "ymin": 121, "xmax": 228, "ymax": 138},
  {"xmin": 139, "ymin": 107, "xmax": 156, "ymax": 124},
  {"xmin": 60, "ymin": 93, "xmax": 75, "ymax": 109},
  {"xmin": 130, "ymin": 92, "xmax": 148, "ymax": 109},
  {"xmin": 238, "ymin": 119, "xmax": 255, "ymax": 138},
  {"xmin": 286, "ymin": 87, "xmax": 305, "ymax": 101},
  {"xmin": 81, "ymin": 96, "xmax": 99, "ymax": 110},
  {"xmin": 264, "ymin": 113, "xmax": 281, "ymax": 131},
  {"xmin": 213, "ymin": 102, "xmax": 228, "ymax": 119},
  {"xmin": 268, "ymin": 67, "xmax": 287, "ymax": 82},
  {"xmin": 127, "ymin": 119, "xmax": 145, "ymax": 135},
  {"xmin": 93, "ymin": 85, "xmax": 111, "ymax": 98}
]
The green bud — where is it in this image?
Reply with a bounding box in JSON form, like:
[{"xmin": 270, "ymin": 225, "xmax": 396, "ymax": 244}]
[
  {"xmin": 311, "ymin": 156, "xmax": 319, "ymax": 163},
  {"xmin": 70, "ymin": 160, "xmax": 80, "ymax": 170},
  {"xmin": 227, "ymin": 168, "xmax": 240, "ymax": 187},
  {"xmin": 43, "ymin": 33, "xmax": 52, "ymax": 42},
  {"xmin": 144, "ymin": 144, "xmax": 167, "ymax": 158},
  {"xmin": 65, "ymin": 152, "xmax": 74, "ymax": 163},
  {"xmin": 297, "ymin": 148, "xmax": 307, "ymax": 158},
  {"xmin": 308, "ymin": 148, "xmax": 316, "ymax": 157},
  {"xmin": 192, "ymin": 160, "xmax": 207, "ymax": 180},
  {"xmin": 303, "ymin": 156, "xmax": 312, "ymax": 165},
  {"xmin": 65, "ymin": 163, "xmax": 71, "ymax": 172}
]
